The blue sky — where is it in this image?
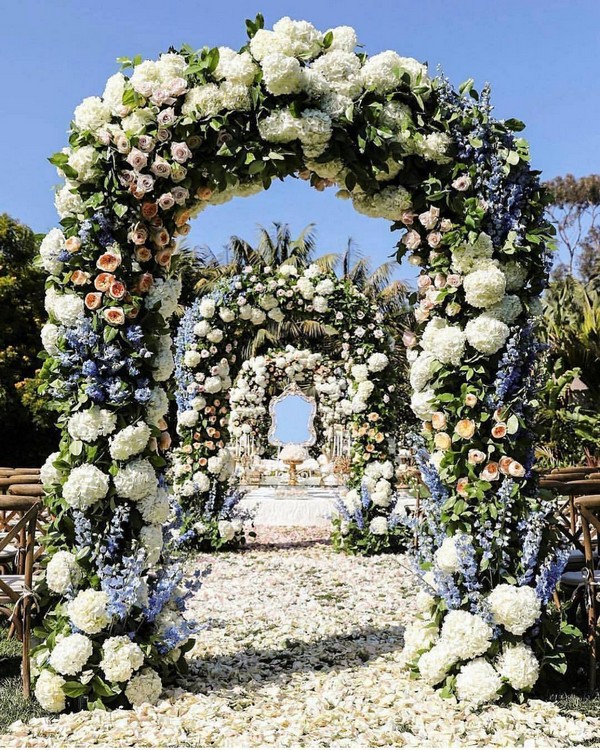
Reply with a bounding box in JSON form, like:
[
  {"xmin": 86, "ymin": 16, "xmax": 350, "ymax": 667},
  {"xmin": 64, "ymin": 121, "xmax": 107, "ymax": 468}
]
[{"xmin": 1, "ymin": 0, "xmax": 598, "ymax": 283}]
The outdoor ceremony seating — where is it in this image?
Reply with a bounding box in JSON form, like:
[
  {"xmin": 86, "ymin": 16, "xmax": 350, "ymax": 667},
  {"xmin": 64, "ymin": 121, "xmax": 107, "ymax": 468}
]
[{"xmin": 0, "ymin": 497, "xmax": 40, "ymax": 697}]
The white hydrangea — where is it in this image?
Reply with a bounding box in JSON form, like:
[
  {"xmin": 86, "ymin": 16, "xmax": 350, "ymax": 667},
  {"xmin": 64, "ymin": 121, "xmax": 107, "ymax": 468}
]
[
  {"xmin": 402, "ymin": 619, "xmax": 439, "ymax": 663},
  {"xmin": 311, "ymin": 50, "xmax": 362, "ymax": 98},
  {"xmin": 417, "ymin": 642, "xmax": 457, "ymax": 686},
  {"xmin": 199, "ymin": 297, "xmax": 216, "ymax": 319},
  {"xmin": 299, "ymin": 109, "xmax": 332, "ymax": 156},
  {"xmin": 49, "ymin": 634, "xmax": 93, "ymax": 676},
  {"xmin": 34, "ymin": 670, "xmax": 66, "ymax": 713},
  {"xmin": 45, "ymin": 550, "xmax": 83, "ymax": 595},
  {"xmin": 486, "ymin": 294, "xmax": 523, "ymax": 324},
  {"xmin": 218, "ymin": 520, "xmax": 236, "ymax": 541},
  {"xmin": 63, "ymin": 464, "xmax": 110, "ymax": 509},
  {"xmin": 68, "ymin": 145, "xmax": 100, "ymax": 183},
  {"xmin": 183, "ymin": 350, "xmax": 201, "ymax": 368},
  {"xmin": 138, "ymin": 487, "xmax": 171, "ymax": 525},
  {"xmin": 40, "ymin": 451, "xmax": 61, "ymax": 486},
  {"xmin": 54, "ymin": 181, "xmax": 85, "ymax": 219},
  {"xmin": 261, "ymin": 52, "xmax": 304, "ymax": 96},
  {"xmin": 152, "ymin": 335, "xmax": 175, "ymax": 381},
  {"xmin": 121, "ymin": 108, "xmax": 155, "ymax": 133},
  {"xmin": 220, "ymin": 81, "xmax": 252, "ymax": 111},
  {"xmin": 140, "ymin": 524, "xmax": 163, "ymax": 566},
  {"xmin": 67, "ymin": 589, "xmax": 111, "ymax": 634},
  {"xmin": 182, "ymin": 84, "xmax": 223, "ymax": 119},
  {"xmin": 41, "ymin": 322, "xmax": 61, "ymax": 355},
  {"xmin": 451, "ymin": 233, "xmax": 494, "ymax": 274},
  {"xmin": 421, "ymin": 318, "xmax": 466, "ymax": 365},
  {"xmin": 379, "ymin": 101, "xmax": 413, "ymax": 132},
  {"xmin": 440, "ymin": 610, "xmax": 493, "ymax": 660},
  {"xmin": 410, "ymin": 388, "xmax": 435, "ymax": 420},
  {"xmin": 361, "ymin": 50, "xmax": 427, "ymax": 93},
  {"xmin": 114, "ymin": 458, "xmax": 158, "ymax": 501},
  {"xmin": 146, "ymin": 387, "xmax": 169, "ymax": 426},
  {"xmin": 214, "ymin": 48, "xmax": 258, "ymax": 85},
  {"xmin": 409, "ymin": 352, "xmax": 439, "ymax": 392},
  {"xmin": 465, "ymin": 314, "xmax": 510, "ymax": 355},
  {"xmin": 155, "ymin": 52, "xmax": 187, "ymax": 80},
  {"xmin": 272, "ymin": 16, "xmax": 323, "ymax": 59},
  {"xmin": 73, "ymin": 96, "xmax": 111, "ymax": 132},
  {"xmin": 100, "ymin": 635, "xmax": 145, "ymax": 684},
  {"xmin": 249, "ymin": 29, "xmax": 292, "ymax": 61},
  {"xmin": 178, "ymin": 409, "xmax": 199, "ymax": 430},
  {"xmin": 353, "ymin": 185, "xmax": 412, "ymax": 221},
  {"xmin": 125, "ymin": 668, "xmax": 162, "ymax": 707},
  {"xmin": 496, "ymin": 642, "xmax": 540, "ymax": 690},
  {"xmin": 68, "ymin": 406, "xmax": 117, "ymax": 443},
  {"xmin": 369, "ymin": 516, "xmax": 388, "ymax": 535},
  {"xmin": 463, "ymin": 266, "xmax": 507, "ymax": 308},
  {"xmin": 102, "ymin": 72, "xmax": 126, "ymax": 115},
  {"xmin": 45, "ymin": 288, "xmax": 85, "ymax": 327},
  {"xmin": 502, "ymin": 260, "xmax": 529, "ymax": 291},
  {"xmin": 367, "ymin": 352, "xmax": 389, "ymax": 372},
  {"xmin": 327, "ymin": 25, "xmax": 358, "ymax": 52},
  {"xmin": 417, "ymin": 132, "xmax": 452, "ymax": 163},
  {"xmin": 109, "ymin": 422, "xmax": 151, "ymax": 461},
  {"xmin": 39, "ymin": 228, "xmax": 65, "ymax": 275},
  {"xmin": 258, "ymin": 108, "xmax": 301, "ymax": 143},
  {"xmin": 487, "ymin": 584, "xmax": 541, "ymax": 635},
  {"xmin": 145, "ymin": 278, "xmax": 182, "ymax": 319},
  {"xmin": 455, "ymin": 658, "xmax": 502, "ymax": 705},
  {"xmin": 434, "ymin": 536, "xmax": 461, "ymax": 574}
]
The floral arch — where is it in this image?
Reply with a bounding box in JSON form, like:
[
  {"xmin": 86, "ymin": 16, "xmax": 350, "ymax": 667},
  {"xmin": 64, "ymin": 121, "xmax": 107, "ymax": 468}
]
[
  {"xmin": 35, "ymin": 14, "xmax": 558, "ymax": 712},
  {"xmin": 172, "ymin": 267, "xmax": 403, "ymax": 551}
]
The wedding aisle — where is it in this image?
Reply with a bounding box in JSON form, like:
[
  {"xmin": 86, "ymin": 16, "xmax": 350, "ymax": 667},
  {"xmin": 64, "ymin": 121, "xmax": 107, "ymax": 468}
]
[{"xmin": 3, "ymin": 530, "xmax": 600, "ymax": 748}]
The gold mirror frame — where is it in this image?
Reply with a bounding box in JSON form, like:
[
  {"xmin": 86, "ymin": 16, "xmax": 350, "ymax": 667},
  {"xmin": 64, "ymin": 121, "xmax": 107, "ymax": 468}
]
[{"xmin": 268, "ymin": 382, "xmax": 317, "ymax": 447}]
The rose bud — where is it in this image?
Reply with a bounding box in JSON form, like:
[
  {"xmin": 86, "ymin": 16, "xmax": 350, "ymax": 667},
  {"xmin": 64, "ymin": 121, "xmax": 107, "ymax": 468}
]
[
  {"xmin": 440, "ymin": 218, "xmax": 453, "ymax": 233},
  {"xmin": 97, "ymin": 252, "xmax": 121, "ymax": 273},
  {"xmin": 149, "ymin": 216, "xmax": 164, "ymax": 230},
  {"xmin": 402, "ymin": 331, "xmax": 417, "ymax": 348},
  {"xmin": 71, "ymin": 270, "xmax": 90, "ymax": 286},
  {"xmin": 509, "ymin": 461, "xmax": 526, "ymax": 478},
  {"xmin": 109, "ymin": 281, "xmax": 126, "ymax": 300},
  {"xmin": 136, "ymin": 272, "xmax": 154, "ymax": 293},
  {"xmin": 400, "ymin": 210, "xmax": 415, "ymax": 225},
  {"xmin": 116, "ymin": 135, "xmax": 131, "ymax": 154},
  {"xmin": 491, "ymin": 423, "xmax": 507, "ymax": 439},
  {"xmin": 141, "ymin": 201, "xmax": 159, "ymax": 220},
  {"xmin": 153, "ymin": 228, "xmax": 170, "ymax": 247},
  {"xmin": 148, "ymin": 437, "xmax": 158, "ymax": 452},
  {"xmin": 468, "ymin": 449, "xmax": 486, "ymax": 465},
  {"xmin": 94, "ymin": 272, "xmax": 115, "ymax": 291},
  {"xmin": 417, "ymin": 275, "xmax": 432, "ymax": 291},
  {"xmin": 456, "ymin": 419, "xmax": 476, "ymax": 439},
  {"xmin": 85, "ymin": 292, "xmax": 103, "ymax": 310},
  {"xmin": 196, "ymin": 186, "xmax": 213, "ymax": 200},
  {"xmin": 65, "ymin": 236, "xmax": 82, "ymax": 253},
  {"xmin": 481, "ymin": 462, "xmax": 500, "ymax": 481},
  {"xmin": 431, "ymin": 412, "xmax": 447, "ymax": 430},
  {"xmin": 135, "ymin": 246, "xmax": 153, "ymax": 262},
  {"xmin": 447, "ymin": 274, "xmax": 462, "ymax": 288},
  {"xmin": 434, "ymin": 432, "xmax": 452, "ymax": 450},
  {"xmin": 464, "ymin": 393, "xmax": 478, "ymax": 407},
  {"xmin": 414, "ymin": 307, "xmax": 430, "ymax": 323},
  {"xmin": 157, "ymin": 418, "xmax": 168, "ymax": 431},
  {"xmin": 499, "ymin": 456, "xmax": 513, "ymax": 475},
  {"xmin": 159, "ymin": 431, "xmax": 172, "ymax": 451},
  {"xmin": 176, "ymin": 223, "xmax": 191, "ymax": 236},
  {"xmin": 174, "ymin": 209, "xmax": 192, "ymax": 227},
  {"xmin": 155, "ymin": 248, "xmax": 173, "ymax": 267},
  {"xmin": 446, "ymin": 302, "xmax": 461, "ymax": 316},
  {"xmin": 456, "ymin": 477, "xmax": 469, "ymax": 497},
  {"xmin": 103, "ymin": 307, "xmax": 125, "ymax": 325},
  {"xmin": 493, "ymin": 408, "xmax": 505, "ymax": 422},
  {"xmin": 125, "ymin": 306, "xmax": 139, "ymax": 319}
]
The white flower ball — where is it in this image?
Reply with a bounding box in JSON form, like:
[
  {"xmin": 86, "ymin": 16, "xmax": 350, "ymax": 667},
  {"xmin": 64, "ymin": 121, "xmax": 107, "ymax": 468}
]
[
  {"xmin": 40, "ymin": 451, "xmax": 61, "ymax": 486},
  {"xmin": 258, "ymin": 108, "xmax": 301, "ymax": 143},
  {"xmin": 451, "ymin": 233, "xmax": 494, "ymax": 274},
  {"xmin": 199, "ymin": 298, "xmax": 216, "ymax": 319},
  {"xmin": 463, "ymin": 266, "xmax": 507, "ymax": 309},
  {"xmin": 194, "ymin": 320, "xmax": 211, "ymax": 337},
  {"xmin": 49, "ymin": 634, "xmax": 93, "ymax": 676},
  {"xmin": 73, "ymin": 96, "xmax": 111, "ymax": 132},
  {"xmin": 361, "ymin": 50, "xmax": 426, "ymax": 93},
  {"xmin": 67, "ymin": 589, "xmax": 110, "ymax": 634},
  {"xmin": 272, "ymin": 16, "xmax": 323, "ymax": 59},
  {"xmin": 63, "ymin": 464, "xmax": 110, "ymax": 509},
  {"xmin": 114, "ymin": 458, "xmax": 158, "ymax": 501},
  {"xmin": 145, "ymin": 278, "xmax": 181, "ymax": 320},
  {"xmin": 68, "ymin": 407, "xmax": 117, "ymax": 443},
  {"xmin": 402, "ymin": 620, "xmax": 439, "ymax": 663},
  {"xmin": 41, "ymin": 322, "xmax": 62, "ymax": 356},
  {"xmin": 45, "ymin": 288, "xmax": 85, "ymax": 326},
  {"xmin": 465, "ymin": 315, "xmax": 510, "ymax": 355},
  {"xmin": 138, "ymin": 487, "xmax": 171, "ymax": 525},
  {"xmin": 410, "ymin": 388, "xmax": 435, "ymax": 420},
  {"xmin": 39, "ymin": 228, "xmax": 65, "ymax": 275},
  {"xmin": 327, "ymin": 25, "xmax": 358, "ymax": 52},
  {"xmin": 178, "ymin": 409, "xmax": 199, "ymax": 430},
  {"xmin": 455, "ymin": 658, "xmax": 502, "ymax": 705},
  {"xmin": 125, "ymin": 668, "xmax": 162, "ymax": 707},
  {"xmin": 496, "ymin": 642, "xmax": 540, "ymax": 690},
  {"xmin": 440, "ymin": 610, "xmax": 493, "ymax": 660},
  {"xmin": 421, "ymin": 317, "xmax": 466, "ymax": 365},
  {"xmin": 34, "ymin": 670, "xmax": 66, "ymax": 713},
  {"xmin": 409, "ymin": 352, "xmax": 439, "ymax": 392},
  {"xmin": 369, "ymin": 516, "xmax": 388, "ymax": 535},
  {"xmin": 182, "ymin": 83, "xmax": 223, "ymax": 119},
  {"xmin": 487, "ymin": 584, "xmax": 541, "ymax": 635},
  {"xmin": 109, "ymin": 422, "xmax": 151, "ymax": 461},
  {"xmin": 146, "ymin": 387, "xmax": 169, "ymax": 426},
  {"xmin": 434, "ymin": 536, "xmax": 461, "ymax": 574},
  {"xmin": 486, "ymin": 295, "xmax": 523, "ymax": 324},
  {"xmin": 367, "ymin": 352, "xmax": 389, "ymax": 372},
  {"xmin": 502, "ymin": 260, "xmax": 528, "ymax": 291},
  {"xmin": 214, "ymin": 48, "xmax": 258, "ymax": 86},
  {"xmin": 417, "ymin": 642, "xmax": 457, "ymax": 686},
  {"xmin": 192, "ymin": 472, "xmax": 211, "ymax": 493},
  {"xmin": 261, "ymin": 52, "xmax": 304, "ymax": 96},
  {"xmin": 204, "ymin": 376, "xmax": 222, "ymax": 393},
  {"xmin": 45, "ymin": 550, "xmax": 83, "ymax": 595},
  {"xmin": 68, "ymin": 145, "xmax": 100, "ymax": 183},
  {"xmin": 140, "ymin": 524, "xmax": 163, "ymax": 566},
  {"xmin": 100, "ymin": 635, "xmax": 145, "ymax": 684},
  {"xmin": 184, "ymin": 350, "xmax": 202, "ymax": 368}
]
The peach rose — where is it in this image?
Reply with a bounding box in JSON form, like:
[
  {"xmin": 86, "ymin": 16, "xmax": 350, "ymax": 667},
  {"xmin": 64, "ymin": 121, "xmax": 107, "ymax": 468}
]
[
  {"xmin": 499, "ymin": 456, "xmax": 513, "ymax": 475},
  {"xmin": 136, "ymin": 273, "xmax": 154, "ymax": 293},
  {"xmin": 103, "ymin": 307, "xmax": 125, "ymax": 325},
  {"xmin": 159, "ymin": 432, "xmax": 172, "ymax": 451},
  {"xmin": 434, "ymin": 432, "xmax": 452, "ymax": 450},
  {"xmin": 153, "ymin": 228, "xmax": 170, "ymax": 247},
  {"xmin": 125, "ymin": 306, "xmax": 139, "ymax": 319},
  {"xmin": 464, "ymin": 393, "xmax": 478, "ymax": 407},
  {"xmin": 85, "ymin": 292, "xmax": 103, "ymax": 310},
  {"xmin": 481, "ymin": 462, "xmax": 500, "ymax": 481},
  {"xmin": 129, "ymin": 227, "xmax": 148, "ymax": 245},
  {"xmin": 493, "ymin": 408, "xmax": 505, "ymax": 422},
  {"xmin": 135, "ymin": 247, "xmax": 152, "ymax": 262},
  {"xmin": 468, "ymin": 449, "xmax": 486, "ymax": 465},
  {"xmin": 456, "ymin": 419, "xmax": 476, "ymax": 439},
  {"xmin": 508, "ymin": 460, "xmax": 525, "ymax": 478},
  {"xmin": 417, "ymin": 275, "xmax": 432, "ymax": 291},
  {"xmin": 94, "ymin": 273, "xmax": 115, "ymax": 292},
  {"xmin": 155, "ymin": 248, "xmax": 173, "ymax": 267},
  {"xmin": 431, "ymin": 412, "xmax": 447, "ymax": 430},
  {"xmin": 109, "ymin": 281, "xmax": 126, "ymax": 300},
  {"xmin": 141, "ymin": 202, "xmax": 159, "ymax": 220},
  {"xmin": 65, "ymin": 236, "xmax": 82, "ymax": 253},
  {"xmin": 97, "ymin": 253, "xmax": 121, "ymax": 273},
  {"xmin": 456, "ymin": 477, "xmax": 469, "ymax": 497},
  {"xmin": 71, "ymin": 270, "xmax": 90, "ymax": 286},
  {"xmin": 491, "ymin": 423, "xmax": 507, "ymax": 439},
  {"xmin": 157, "ymin": 418, "xmax": 168, "ymax": 431},
  {"xmin": 368, "ymin": 412, "xmax": 379, "ymax": 422},
  {"xmin": 174, "ymin": 209, "xmax": 192, "ymax": 228}
]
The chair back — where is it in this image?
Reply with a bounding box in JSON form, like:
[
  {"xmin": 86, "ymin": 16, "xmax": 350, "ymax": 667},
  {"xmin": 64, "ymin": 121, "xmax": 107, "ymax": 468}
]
[
  {"xmin": 575, "ymin": 496, "xmax": 600, "ymax": 572},
  {"xmin": 0, "ymin": 499, "xmax": 39, "ymax": 603}
]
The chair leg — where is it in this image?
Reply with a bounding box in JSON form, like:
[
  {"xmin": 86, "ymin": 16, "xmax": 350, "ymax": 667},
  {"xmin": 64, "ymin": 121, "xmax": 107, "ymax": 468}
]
[
  {"xmin": 21, "ymin": 599, "xmax": 31, "ymax": 699},
  {"xmin": 588, "ymin": 591, "xmax": 597, "ymax": 693}
]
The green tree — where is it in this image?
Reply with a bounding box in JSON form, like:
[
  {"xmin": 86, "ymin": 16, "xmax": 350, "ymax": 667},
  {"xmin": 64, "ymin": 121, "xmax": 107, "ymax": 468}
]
[{"xmin": 0, "ymin": 214, "xmax": 58, "ymax": 466}]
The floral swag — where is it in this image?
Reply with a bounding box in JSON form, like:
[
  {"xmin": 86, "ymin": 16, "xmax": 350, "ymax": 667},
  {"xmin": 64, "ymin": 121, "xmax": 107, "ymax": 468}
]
[{"xmin": 35, "ymin": 13, "xmax": 556, "ymax": 712}]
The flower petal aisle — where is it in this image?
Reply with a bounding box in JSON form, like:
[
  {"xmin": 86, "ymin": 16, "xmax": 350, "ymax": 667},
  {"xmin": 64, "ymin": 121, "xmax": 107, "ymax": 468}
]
[{"xmin": 4, "ymin": 532, "xmax": 599, "ymax": 747}]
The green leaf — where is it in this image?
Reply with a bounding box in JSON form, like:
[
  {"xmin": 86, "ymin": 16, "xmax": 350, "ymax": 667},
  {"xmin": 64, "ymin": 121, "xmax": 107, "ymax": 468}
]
[
  {"xmin": 506, "ymin": 150, "xmax": 520, "ymax": 166},
  {"xmin": 506, "ymin": 414, "xmax": 520, "ymax": 434},
  {"xmin": 504, "ymin": 118, "xmax": 526, "ymax": 132},
  {"xmin": 323, "ymin": 31, "xmax": 333, "ymax": 49},
  {"xmin": 63, "ymin": 681, "xmax": 89, "ymax": 698},
  {"xmin": 114, "ymin": 203, "xmax": 128, "ymax": 218},
  {"xmin": 69, "ymin": 440, "xmax": 83, "ymax": 457}
]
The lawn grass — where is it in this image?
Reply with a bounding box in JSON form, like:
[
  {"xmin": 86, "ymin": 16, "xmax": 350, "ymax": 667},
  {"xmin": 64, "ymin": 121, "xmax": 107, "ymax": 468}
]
[{"xmin": 0, "ymin": 626, "xmax": 47, "ymax": 734}]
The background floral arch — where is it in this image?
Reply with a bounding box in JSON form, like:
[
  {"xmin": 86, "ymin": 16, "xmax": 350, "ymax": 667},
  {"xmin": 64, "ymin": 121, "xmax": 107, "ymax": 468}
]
[{"xmin": 35, "ymin": 14, "xmax": 557, "ymax": 712}]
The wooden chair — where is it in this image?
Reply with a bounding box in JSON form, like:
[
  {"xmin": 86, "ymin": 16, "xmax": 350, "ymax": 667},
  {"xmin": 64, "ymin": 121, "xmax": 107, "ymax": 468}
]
[{"xmin": 0, "ymin": 497, "xmax": 40, "ymax": 697}]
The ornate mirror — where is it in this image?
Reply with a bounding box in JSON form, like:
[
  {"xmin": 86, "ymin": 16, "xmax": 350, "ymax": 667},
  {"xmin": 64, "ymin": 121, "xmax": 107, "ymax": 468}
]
[{"xmin": 268, "ymin": 383, "xmax": 317, "ymax": 447}]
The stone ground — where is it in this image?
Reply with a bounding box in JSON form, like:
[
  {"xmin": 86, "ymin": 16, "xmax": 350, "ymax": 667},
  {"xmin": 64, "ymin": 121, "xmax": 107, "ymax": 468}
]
[{"xmin": 2, "ymin": 528, "xmax": 600, "ymax": 747}]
